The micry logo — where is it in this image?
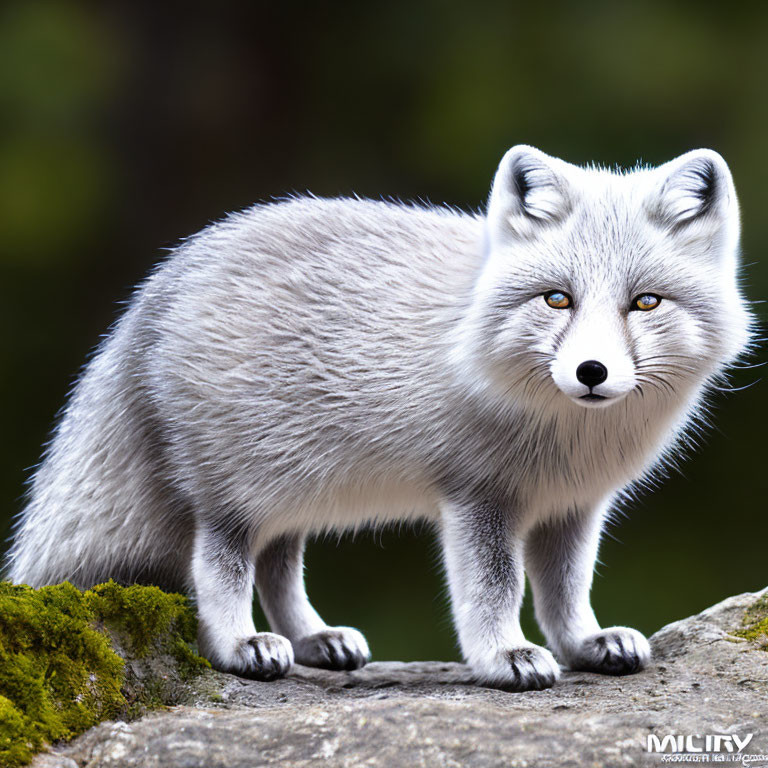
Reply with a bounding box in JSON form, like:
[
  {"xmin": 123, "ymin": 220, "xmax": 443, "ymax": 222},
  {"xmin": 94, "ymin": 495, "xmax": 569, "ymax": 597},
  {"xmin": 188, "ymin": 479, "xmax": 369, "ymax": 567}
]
[{"xmin": 647, "ymin": 734, "xmax": 754, "ymax": 753}]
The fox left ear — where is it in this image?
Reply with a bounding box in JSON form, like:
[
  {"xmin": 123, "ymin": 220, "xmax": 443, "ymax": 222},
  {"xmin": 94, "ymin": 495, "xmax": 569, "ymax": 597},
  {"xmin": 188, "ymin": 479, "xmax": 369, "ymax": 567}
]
[{"xmin": 650, "ymin": 149, "xmax": 739, "ymax": 247}]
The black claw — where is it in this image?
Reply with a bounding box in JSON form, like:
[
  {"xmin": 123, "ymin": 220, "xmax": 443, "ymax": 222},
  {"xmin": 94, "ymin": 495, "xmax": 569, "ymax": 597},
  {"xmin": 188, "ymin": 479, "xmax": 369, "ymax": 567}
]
[
  {"xmin": 341, "ymin": 645, "xmax": 356, "ymax": 670},
  {"xmin": 249, "ymin": 639, "xmax": 264, "ymax": 665},
  {"xmin": 505, "ymin": 655, "xmax": 521, "ymax": 687},
  {"xmin": 340, "ymin": 645, "xmax": 360, "ymax": 671},
  {"xmin": 327, "ymin": 643, "xmax": 343, "ymax": 669}
]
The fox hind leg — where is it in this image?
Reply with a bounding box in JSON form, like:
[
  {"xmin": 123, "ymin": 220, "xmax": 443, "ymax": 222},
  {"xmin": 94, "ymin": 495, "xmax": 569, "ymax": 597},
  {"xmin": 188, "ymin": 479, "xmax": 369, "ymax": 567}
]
[
  {"xmin": 192, "ymin": 522, "xmax": 293, "ymax": 680},
  {"xmin": 255, "ymin": 534, "xmax": 370, "ymax": 671}
]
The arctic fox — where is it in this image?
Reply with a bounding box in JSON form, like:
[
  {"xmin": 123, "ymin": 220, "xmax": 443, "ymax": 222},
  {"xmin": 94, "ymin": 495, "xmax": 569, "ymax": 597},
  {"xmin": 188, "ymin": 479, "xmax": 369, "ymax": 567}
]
[{"xmin": 7, "ymin": 146, "xmax": 752, "ymax": 691}]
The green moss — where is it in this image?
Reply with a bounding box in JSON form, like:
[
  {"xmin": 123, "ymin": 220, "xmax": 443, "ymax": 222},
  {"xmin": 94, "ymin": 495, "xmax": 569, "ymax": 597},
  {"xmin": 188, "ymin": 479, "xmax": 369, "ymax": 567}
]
[
  {"xmin": 0, "ymin": 580, "xmax": 208, "ymax": 767},
  {"xmin": 0, "ymin": 695, "xmax": 35, "ymax": 767},
  {"xmin": 733, "ymin": 595, "xmax": 768, "ymax": 650},
  {"xmin": 85, "ymin": 581, "xmax": 209, "ymax": 676}
]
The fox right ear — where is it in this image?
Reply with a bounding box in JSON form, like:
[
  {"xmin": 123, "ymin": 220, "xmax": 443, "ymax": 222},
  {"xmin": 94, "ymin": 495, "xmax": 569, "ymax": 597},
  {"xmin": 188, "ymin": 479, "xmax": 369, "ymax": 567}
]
[{"xmin": 487, "ymin": 145, "xmax": 573, "ymax": 243}]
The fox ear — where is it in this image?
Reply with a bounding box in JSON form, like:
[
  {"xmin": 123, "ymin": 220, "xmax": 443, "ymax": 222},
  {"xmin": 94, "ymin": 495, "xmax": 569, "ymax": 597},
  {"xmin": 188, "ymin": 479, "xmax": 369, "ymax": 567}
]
[
  {"xmin": 650, "ymin": 149, "xmax": 739, "ymax": 241},
  {"xmin": 487, "ymin": 145, "xmax": 573, "ymax": 243}
]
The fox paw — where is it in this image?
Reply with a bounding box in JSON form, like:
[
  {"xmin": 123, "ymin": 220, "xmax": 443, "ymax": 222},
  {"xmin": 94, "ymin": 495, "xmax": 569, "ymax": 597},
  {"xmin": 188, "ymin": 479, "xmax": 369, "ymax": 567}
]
[
  {"xmin": 569, "ymin": 627, "xmax": 650, "ymax": 675},
  {"xmin": 293, "ymin": 627, "xmax": 370, "ymax": 671},
  {"xmin": 476, "ymin": 644, "xmax": 561, "ymax": 691},
  {"xmin": 218, "ymin": 632, "xmax": 294, "ymax": 681}
]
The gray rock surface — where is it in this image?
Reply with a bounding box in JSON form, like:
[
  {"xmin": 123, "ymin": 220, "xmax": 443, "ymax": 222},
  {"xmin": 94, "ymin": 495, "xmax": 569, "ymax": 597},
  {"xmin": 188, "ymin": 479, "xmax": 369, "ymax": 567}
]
[{"xmin": 34, "ymin": 588, "xmax": 768, "ymax": 767}]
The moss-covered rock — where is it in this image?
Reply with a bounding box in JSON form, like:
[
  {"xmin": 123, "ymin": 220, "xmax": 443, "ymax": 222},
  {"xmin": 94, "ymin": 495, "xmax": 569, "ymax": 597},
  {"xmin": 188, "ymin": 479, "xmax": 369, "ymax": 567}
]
[
  {"xmin": 733, "ymin": 594, "xmax": 768, "ymax": 649},
  {"xmin": 0, "ymin": 580, "xmax": 209, "ymax": 768},
  {"xmin": 85, "ymin": 581, "xmax": 208, "ymax": 677}
]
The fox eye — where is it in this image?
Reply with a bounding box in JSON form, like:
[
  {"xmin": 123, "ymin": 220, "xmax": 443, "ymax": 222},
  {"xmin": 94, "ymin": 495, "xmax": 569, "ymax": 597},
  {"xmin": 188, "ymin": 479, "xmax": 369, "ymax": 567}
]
[
  {"xmin": 544, "ymin": 291, "xmax": 572, "ymax": 309},
  {"xmin": 632, "ymin": 294, "xmax": 662, "ymax": 311}
]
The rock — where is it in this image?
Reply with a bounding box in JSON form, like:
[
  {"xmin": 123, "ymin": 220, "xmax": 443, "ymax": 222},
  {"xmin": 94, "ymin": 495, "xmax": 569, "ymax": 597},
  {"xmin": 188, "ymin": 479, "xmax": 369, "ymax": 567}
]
[
  {"xmin": 26, "ymin": 757, "xmax": 78, "ymax": 768},
  {"xmin": 33, "ymin": 588, "xmax": 768, "ymax": 768}
]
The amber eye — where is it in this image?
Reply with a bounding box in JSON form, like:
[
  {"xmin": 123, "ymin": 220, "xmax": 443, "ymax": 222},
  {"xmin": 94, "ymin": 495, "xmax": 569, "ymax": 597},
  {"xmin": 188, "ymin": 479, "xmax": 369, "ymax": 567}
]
[
  {"xmin": 544, "ymin": 291, "xmax": 572, "ymax": 309},
  {"xmin": 632, "ymin": 294, "xmax": 662, "ymax": 311}
]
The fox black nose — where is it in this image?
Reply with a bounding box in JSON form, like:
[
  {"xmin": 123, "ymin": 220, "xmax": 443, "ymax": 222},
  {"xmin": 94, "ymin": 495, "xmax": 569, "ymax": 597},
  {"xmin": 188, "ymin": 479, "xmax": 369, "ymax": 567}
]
[{"xmin": 576, "ymin": 360, "xmax": 608, "ymax": 388}]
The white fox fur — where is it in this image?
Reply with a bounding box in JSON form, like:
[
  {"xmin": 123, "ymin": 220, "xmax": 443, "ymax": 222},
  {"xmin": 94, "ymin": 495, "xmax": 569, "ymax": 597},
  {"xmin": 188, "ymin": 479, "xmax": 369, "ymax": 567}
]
[{"xmin": 6, "ymin": 146, "xmax": 752, "ymax": 690}]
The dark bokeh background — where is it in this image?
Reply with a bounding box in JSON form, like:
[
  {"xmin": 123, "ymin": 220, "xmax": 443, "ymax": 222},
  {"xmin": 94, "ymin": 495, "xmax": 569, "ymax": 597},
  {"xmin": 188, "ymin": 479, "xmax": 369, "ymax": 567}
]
[{"xmin": 1, "ymin": 1, "xmax": 765, "ymax": 661}]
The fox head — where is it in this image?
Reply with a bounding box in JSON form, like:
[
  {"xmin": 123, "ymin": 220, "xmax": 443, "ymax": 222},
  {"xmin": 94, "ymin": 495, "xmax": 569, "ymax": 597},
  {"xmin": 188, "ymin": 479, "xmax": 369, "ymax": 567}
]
[{"xmin": 457, "ymin": 145, "xmax": 753, "ymax": 413}]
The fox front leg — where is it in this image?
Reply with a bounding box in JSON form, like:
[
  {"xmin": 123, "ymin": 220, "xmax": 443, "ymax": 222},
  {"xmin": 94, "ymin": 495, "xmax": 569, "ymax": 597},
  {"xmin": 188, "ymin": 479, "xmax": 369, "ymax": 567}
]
[
  {"xmin": 524, "ymin": 505, "xmax": 650, "ymax": 675},
  {"xmin": 440, "ymin": 498, "xmax": 560, "ymax": 691}
]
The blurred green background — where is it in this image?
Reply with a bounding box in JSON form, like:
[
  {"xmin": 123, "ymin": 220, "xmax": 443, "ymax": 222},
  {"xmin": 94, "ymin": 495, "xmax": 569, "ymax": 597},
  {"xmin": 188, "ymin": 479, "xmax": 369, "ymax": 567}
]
[{"xmin": 1, "ymin": 1, "xmax": 765, "ymax": 662}]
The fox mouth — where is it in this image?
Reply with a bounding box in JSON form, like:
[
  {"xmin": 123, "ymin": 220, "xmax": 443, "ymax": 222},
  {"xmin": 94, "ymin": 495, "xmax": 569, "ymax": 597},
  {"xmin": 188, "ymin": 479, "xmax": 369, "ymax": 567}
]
[{"xmin": 574, "ymin": 391, "xmax": 620, "ymax": 408}]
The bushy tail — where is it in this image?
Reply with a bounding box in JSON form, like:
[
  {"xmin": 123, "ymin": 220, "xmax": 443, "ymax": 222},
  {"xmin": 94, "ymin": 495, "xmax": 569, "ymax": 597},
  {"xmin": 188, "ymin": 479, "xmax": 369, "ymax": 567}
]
[{"xmin": 6, "ymin": 324, "xmax": 193, "ymax": 592}]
